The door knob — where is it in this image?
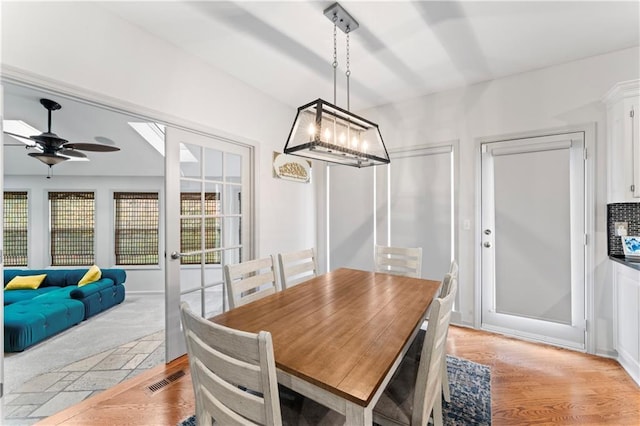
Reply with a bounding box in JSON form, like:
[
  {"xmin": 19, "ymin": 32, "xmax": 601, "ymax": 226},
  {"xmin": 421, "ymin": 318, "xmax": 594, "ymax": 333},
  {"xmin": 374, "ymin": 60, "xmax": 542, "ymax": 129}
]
[
  {"xmin": 483, "ymin": 242, "xmax": 491, "ymax": 248},
  {"xmin": 170, "ymin": 251, "xmax": 182, "ymax": 260}
]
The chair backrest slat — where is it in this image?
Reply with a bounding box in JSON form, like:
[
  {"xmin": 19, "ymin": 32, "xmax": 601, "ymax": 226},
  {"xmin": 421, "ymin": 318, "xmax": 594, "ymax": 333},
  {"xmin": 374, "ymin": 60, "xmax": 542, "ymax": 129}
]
[
  {"xmin": 277, "ymin": 248, "xmax": 318, "ymax": 290},
  {"xmin": 225, "ymin": 257, "xmax": 278, "ymax": 309},
  {"xmin": 374, "ymin": 245, "xmax": 423, "ymax": 278},
  {"xmin": 180, "ymin": 303, "xmax": 282, "ymax": 426}
]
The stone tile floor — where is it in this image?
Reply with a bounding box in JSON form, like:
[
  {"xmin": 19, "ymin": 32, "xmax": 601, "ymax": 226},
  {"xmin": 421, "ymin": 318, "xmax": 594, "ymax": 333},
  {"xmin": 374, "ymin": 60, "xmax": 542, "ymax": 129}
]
[{"xmin": 3, "ymin": 330, "xmax": 165, "ymax": 425}]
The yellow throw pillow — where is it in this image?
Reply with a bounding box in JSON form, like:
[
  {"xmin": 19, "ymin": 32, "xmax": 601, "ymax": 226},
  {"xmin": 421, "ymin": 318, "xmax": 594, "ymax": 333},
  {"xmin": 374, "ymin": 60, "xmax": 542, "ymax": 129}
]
[
  {"xmin": 78, "ymin": 265, "xmax": 102, "ymax": 287},
  {"xmin": 5, "ymin": 274, "xmax": 47, "ymax": 290}
]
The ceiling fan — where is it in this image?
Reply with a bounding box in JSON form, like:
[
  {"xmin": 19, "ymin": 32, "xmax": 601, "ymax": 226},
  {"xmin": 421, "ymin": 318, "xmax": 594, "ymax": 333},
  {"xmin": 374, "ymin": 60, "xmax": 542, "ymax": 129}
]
[{"xmin": 3, "ymin": 98, "xmax": 120, "ymax": 168}]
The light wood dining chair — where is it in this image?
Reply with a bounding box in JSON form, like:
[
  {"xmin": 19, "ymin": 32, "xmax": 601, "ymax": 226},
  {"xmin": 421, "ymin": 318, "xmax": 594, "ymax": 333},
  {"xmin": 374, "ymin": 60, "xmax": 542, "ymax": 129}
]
[
  {"xmin": 179, "ymin": 302, "xmax": 282, "ymax": 426},
  {"xmin": 409, "ymin": 273, "xmax": 457, "ymax": 403},
  {"xmin": 225, "ymin": 257, "xmax": 278, "ymax": 309},
  {"xmin": 373, "ymin": 278, "xmax": 458, "ymax": 426},
  {"xmin": 276, "ymin": 248, "xmax": 318, "ymax": 290},
  {"xmin": 449, "ymin": 259, "xmax": 459, "ymax": 280},
  {"xmin": 374, "ymin": 245, "xmax": 423, "ymax": 278}
]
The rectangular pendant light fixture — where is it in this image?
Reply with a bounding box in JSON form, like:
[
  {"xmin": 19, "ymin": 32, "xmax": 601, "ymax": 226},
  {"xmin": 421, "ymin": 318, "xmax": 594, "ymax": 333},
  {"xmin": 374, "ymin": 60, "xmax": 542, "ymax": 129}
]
[
  {"xmin": 283, "ymin": 2, "xmax": 390, "ymax": 168},
  {"xmin": 284, "ymin": 98, "xmax": 389, "ymax": 167}
]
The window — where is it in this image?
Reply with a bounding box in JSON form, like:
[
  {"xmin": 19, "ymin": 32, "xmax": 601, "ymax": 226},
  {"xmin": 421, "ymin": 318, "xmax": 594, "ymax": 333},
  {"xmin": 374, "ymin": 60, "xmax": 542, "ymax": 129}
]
[
  {"xmin": 3, "ymin": 191, "xmax": 28, "ymax": 266},
  {"xmin": 114, "ymin": 192, "xmax": 159, "ymax": 265},
  {"xmin": 49, "ymin": 192, "xmax": 95, "ymax": 266},
  {"xmin": 180, "ymin": 192, "xmax": 221, "ymax": 264}
]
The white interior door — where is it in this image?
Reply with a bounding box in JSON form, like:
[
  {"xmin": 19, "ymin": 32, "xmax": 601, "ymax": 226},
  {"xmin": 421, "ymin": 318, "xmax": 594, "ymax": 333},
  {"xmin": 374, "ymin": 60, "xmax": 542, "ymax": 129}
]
[
  {"xmin": 165, "ymin": 127, "xmax": 252, "ymax": 362},
  {"xmin": 481, "ymin": 132, "xmax": 586, "ymax": 350}
]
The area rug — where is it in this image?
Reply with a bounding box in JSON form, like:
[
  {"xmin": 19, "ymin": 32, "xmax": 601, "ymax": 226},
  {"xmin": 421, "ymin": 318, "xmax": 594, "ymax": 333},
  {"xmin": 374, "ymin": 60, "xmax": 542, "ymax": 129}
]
[{"xmin": 179, "ymin": 355, "xmax": 491, "ymax": 425}]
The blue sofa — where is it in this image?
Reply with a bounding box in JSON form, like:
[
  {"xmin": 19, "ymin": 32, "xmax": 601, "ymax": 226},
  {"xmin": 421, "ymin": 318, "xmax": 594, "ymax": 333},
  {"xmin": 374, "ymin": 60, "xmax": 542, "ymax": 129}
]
[{"xmin": 4, "ymin": 268, "xmax": 126, "ymax": 352}]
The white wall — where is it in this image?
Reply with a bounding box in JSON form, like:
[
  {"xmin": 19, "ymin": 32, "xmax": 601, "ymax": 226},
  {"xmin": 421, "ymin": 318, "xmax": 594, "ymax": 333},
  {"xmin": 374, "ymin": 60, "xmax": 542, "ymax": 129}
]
[
  {"xmin": 4, "ymin": 175, "xmax": 165, "ymax": 293},
  {"xmin": 1, "ymin": 2, "xmax": 316, "ymax": 260},
  {"xmin": 332, "ymin": 47, "xmax": 639, "ymax": 355}
]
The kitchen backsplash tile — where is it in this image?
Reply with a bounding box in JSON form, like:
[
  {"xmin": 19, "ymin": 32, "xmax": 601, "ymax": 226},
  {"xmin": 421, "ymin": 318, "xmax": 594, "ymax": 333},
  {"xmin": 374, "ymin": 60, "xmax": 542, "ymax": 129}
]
[{"xmin": 608, "ymin": 202, "xmax": 640, "ymax": 255}]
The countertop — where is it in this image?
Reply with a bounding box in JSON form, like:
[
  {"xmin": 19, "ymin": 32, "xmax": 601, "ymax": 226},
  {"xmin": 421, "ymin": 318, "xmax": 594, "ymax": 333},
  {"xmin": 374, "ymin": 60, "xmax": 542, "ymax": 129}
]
[{"xmin": 610, "ymin": 255, "xmax": 640, "ymax": 271}]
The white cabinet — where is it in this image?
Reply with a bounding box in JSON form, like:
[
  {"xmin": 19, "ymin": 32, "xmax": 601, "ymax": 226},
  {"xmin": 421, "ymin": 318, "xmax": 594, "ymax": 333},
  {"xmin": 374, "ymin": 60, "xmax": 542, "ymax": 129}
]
[
  {"xmin": 612, "ymin": 261, "xmax": 640, "ymax": 386},
  {"xmin": 604, "ymin": 80, "xmax": 640, "ymax": 203}
]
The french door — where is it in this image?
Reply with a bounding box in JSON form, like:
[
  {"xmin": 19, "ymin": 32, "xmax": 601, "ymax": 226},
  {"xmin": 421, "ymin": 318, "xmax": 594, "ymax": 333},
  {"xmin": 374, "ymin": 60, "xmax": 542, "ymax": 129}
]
[
  {"xmin": 481, "ymin": 132, "xmax": 586, "ymax": 350},
  {"xmin": 165, "ymin": 127, "xmax": 252, "ymax": 361}
]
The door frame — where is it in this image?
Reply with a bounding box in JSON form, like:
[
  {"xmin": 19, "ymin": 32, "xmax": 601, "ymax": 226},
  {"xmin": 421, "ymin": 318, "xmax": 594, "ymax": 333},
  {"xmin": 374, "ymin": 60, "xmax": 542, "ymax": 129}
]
[
  {"xmin": 474, "ymin": 123, "xmax": 596, "ymax": 354},
  {"xmin": 1, "ymin": 83, "xmax": 5, "ymax": 402}
]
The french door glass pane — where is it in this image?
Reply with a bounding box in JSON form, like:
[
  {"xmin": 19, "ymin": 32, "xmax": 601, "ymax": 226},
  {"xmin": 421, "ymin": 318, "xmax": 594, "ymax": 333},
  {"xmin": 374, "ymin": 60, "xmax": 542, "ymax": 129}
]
[
  {"xmin": 204, "ymin": 148, "xmax": 223, "ymax": 181},
  {"xmin": 181, "ymin": 144, "xmax": 202, "ymax": 178},
  {"xmin": 224, "ymin": 217, "xmax": 242, "ymax": 247},
  {"xmin": 226, "ymin": 153, "xmax": 242, "ymax": 183},
  {"xmin": 225, "ymin": 185, "xmax": 242, "ymax": 215}
]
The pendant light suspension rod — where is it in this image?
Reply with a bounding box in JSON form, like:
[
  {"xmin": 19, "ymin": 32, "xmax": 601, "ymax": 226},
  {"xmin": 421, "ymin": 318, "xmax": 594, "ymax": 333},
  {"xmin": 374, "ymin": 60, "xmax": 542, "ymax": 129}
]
[
  {"xmin": 333, "ymin": 18, "xmax": 338, "ymax": 105},
  {"xmin": 345, "ymin": 28, "xmax": 351, "ymax": 111}
]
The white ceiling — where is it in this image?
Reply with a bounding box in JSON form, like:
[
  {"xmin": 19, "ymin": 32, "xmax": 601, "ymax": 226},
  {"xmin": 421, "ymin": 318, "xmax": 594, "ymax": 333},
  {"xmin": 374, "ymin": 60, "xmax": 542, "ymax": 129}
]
[
  {"xmin": 100, "ymin": 0, "xmax": 640, "ymax": 110},
  {"xmin": 3, "ymin": 1, "xmax": 639, "ymax": 176}
]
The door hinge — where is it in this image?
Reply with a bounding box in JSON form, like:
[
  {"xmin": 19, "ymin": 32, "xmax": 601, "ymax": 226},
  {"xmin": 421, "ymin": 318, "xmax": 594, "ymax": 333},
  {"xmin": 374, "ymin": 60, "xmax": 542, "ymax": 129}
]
[
  {"xmin": 631, "ymin": 107, "xmax": 635, "ymax": 118},
  {"xmin": 583, "ymin": 147, "xmax": 587, "ymax": 160},
  {"xmin": 584, "ymin": 234, "xmax": 588, "ymax": 245},
  {"xmin": 632, "ymin": 184, "xmax": 636, "ymax": 193}
]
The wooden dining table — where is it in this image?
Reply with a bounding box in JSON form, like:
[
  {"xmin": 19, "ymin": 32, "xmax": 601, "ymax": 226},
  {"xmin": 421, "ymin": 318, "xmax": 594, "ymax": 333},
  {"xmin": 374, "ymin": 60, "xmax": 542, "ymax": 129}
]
[{"xmin": 211, "ymin": 267, "xmax": 441, "ymax": 425}]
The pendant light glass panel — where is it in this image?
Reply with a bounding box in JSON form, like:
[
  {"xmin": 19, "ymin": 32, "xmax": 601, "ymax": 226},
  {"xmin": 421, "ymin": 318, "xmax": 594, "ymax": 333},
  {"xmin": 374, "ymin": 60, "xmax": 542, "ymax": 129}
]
[{"xmin": 284, "ymin": 99, "xmax": 389, "ymax": 167}]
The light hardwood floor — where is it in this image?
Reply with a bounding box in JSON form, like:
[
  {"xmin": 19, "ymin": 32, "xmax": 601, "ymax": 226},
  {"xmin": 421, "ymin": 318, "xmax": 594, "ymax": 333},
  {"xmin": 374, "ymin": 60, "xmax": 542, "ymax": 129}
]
[{"xmin": 37, "ymin": 326, "xmax": 640, "ymax": 425}]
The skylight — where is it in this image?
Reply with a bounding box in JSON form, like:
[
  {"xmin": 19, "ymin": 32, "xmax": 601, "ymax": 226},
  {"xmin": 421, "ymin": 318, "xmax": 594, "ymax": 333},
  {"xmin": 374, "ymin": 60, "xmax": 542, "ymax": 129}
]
[{"xmin": 128, "ymin": 122, "xmax": 197, "ymax": 162}]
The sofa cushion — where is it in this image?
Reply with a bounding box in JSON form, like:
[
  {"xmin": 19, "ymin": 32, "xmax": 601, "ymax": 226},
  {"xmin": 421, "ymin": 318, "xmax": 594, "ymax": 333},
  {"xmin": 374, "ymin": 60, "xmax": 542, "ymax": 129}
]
[
  {"xmin": 4, "ymin": 299, "xmax": 85, "ymax": 352},
  {"xmin": 5, "ymin": 274, "xmax": 47, "ymax": 290},
  {"xmin": 4, "ymin": 287, "xmax": 63, "ymax": 306},
  {"xmin": 80, "ymin": 283, "xmax": 125, "ymax": 319},
  {"xmin": 69, "ymin": 278, "xmax": 115, "ymax": 299}
]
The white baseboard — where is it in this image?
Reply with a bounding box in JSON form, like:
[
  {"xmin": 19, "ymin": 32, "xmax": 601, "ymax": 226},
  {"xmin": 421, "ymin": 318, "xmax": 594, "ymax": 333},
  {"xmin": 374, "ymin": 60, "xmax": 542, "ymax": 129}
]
[{"xmin": 125, "ymin": 290, "xmax": 165, "ymax": 296}]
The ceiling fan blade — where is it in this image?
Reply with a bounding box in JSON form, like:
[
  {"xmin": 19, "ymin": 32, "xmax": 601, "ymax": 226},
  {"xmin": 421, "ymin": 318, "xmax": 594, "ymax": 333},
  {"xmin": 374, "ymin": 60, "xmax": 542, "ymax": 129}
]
[
  {"xmin": 3, "ymin": 131, "xmax": 33, "ymax": 142},
  {"xmin": 63, "ymin": 142, "xmax": 120, "ymax": 152},
  {"xmin": 59, "ymin": 149, "xmax": 88, "ymax": 158}
]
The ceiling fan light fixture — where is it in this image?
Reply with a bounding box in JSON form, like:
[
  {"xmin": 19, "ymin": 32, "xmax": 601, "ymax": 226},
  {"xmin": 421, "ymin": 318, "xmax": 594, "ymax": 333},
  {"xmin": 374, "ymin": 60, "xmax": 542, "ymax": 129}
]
[
  {"xmin": 3, "ymin": 98, "xmax": 120, "ymax": 174},
  {"xmin": 283, "ymin": 2, "xmax": 390, "ymax": 168},
  {"xmin": 28, "ymin": 152, "xmax": 69, "ymax": 166}
]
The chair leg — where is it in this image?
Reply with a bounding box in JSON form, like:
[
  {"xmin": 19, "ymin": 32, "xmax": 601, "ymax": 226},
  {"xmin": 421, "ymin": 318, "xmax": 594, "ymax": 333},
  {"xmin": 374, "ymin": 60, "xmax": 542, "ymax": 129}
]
[
  {"xmin": 197, "ymin": 407, "xmax": 212, "ymax": 426},
  {"xmin": 432, "ymin": 388, "xmax": 444, "ymax": 426},
  {"xmin": 441, "ymin": 356, "xmax": 451, "ymax": 403}
]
